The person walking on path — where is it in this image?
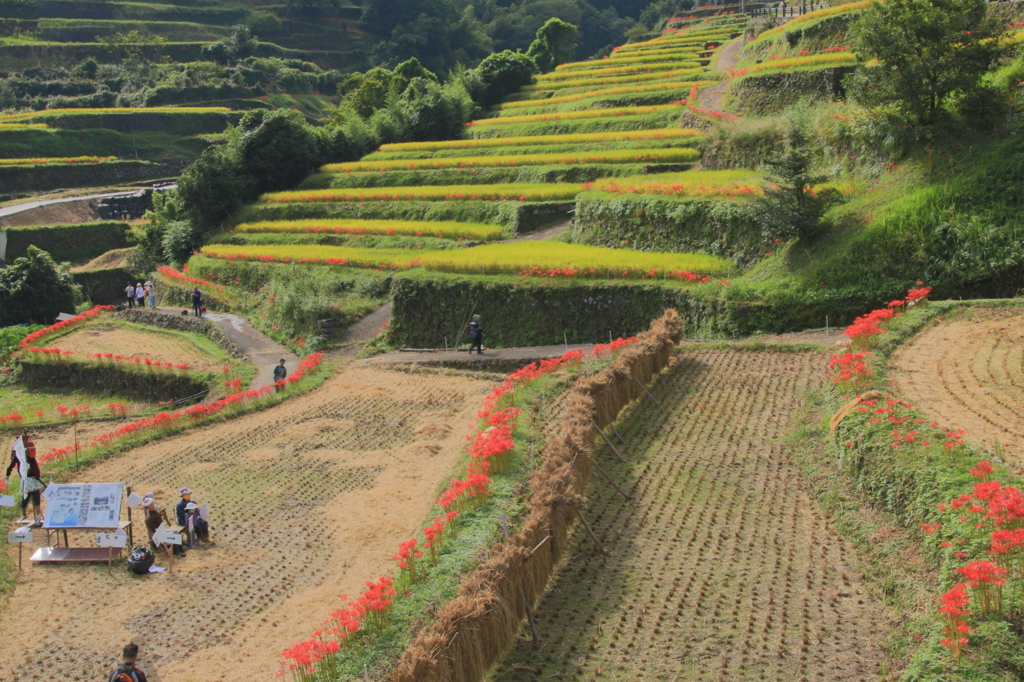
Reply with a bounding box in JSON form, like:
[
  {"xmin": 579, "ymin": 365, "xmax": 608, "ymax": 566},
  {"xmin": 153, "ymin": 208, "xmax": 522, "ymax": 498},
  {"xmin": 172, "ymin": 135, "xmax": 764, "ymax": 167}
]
[
  {"xmin": 191, "ymin": 288, "xmax": 203, "ymax": 318},
  {"xmin": 108, "ymin": 643, "xmax": 149, "ymax": 682},
  {"xmin": 135, "ymin": 283, "xmax": 145, "ymax": 309},
  {"xmin": 273, "ymin": 359, "xmax": 287, "ymax": 392},
  {"xmin": 144, "ymin": 281, "xmax": 155, "ymax": 309},
  {"xmin": 5, "ymin": 432, "xmax": 44, "ymax": 525},
  {"xmin": 125, "ymin": 283, "xmax": 136, "ymax": 309},
  {"xmin": 468, "ymin": 314, "xmax": 484, "ymax": 355}
]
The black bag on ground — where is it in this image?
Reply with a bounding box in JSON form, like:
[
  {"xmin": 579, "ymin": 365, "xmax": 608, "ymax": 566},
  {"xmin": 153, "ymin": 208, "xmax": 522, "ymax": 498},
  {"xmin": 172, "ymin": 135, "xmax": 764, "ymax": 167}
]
[{"xmin": 127, "ymin": 545, "xmax": 154, "ymax": 574}]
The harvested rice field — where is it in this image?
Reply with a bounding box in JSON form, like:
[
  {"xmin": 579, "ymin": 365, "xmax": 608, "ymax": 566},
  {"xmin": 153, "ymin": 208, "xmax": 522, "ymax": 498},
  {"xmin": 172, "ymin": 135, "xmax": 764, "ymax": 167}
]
[
  {"xmin": 52, "ymin": 322, "xmax": 231, "ymax": 375},
  {"xmin": 0, "ymin": 365, "xmax": 492, "ymax": 682},
  {"xmin": 491, "ymin": 349, "xmax": 895, "ymax": 681},
  {"xmin": 891, "ymin": 304, "xmax": 1024, "ymax": 473}
]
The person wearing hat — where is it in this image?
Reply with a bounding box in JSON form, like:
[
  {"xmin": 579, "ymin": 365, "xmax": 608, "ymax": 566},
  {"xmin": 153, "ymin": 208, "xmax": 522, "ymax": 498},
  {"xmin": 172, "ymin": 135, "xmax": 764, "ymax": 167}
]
[
  {"xmin": 175, "ymin": 488, "xmax": 209, "ymax": 546},
  {"xmin": 144, "ymin": 280, "xmax": 155, "ymax": 309},
  {"xmin": 143, "ymin": 494, "xmax": 185, "ymax": 557},
  {"xmin": 134, "ymin": 283, "xmax": 145, "ymax": 309}
]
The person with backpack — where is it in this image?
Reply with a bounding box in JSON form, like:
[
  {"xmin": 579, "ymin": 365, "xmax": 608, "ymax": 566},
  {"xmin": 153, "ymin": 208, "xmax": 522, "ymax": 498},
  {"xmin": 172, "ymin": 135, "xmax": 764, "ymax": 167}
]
[
  {"xmin": 467, "ymin": 314, "xmax": 484, "ymax": 355},
  {"xmin": 109, "ymin": 643, "xmax": 149, "ymax": 682},
  {"xmin": 191, "ymin": 288, "xmax": 203, "ymax": 318}
]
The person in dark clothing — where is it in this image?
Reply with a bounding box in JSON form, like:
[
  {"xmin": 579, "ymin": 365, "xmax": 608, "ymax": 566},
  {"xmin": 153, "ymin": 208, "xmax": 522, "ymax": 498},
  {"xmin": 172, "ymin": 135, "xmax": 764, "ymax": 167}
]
[
  {"xmin": 273, "ymin": 359, "xmax": 287, "ymax": 392},
  {"xmin": 5, "ymin": 432, "xmax": 44, "ymax": 524},
  {"xmin": 109, "ymin": 643, "xmax": 149, "ymax": 682},
  {"xmin": 191, "ymin": 288, "xmax": 203, "ymax": 317},
  {"xmin": 142, "ymin": 494, "xmax": 185, "ymax": 557},
  {"xmin": 468, "ymin": 314, "xmax": 484, "ymax": 354},
  {"xmin": 175, "ymin": 487, "xmax": 210, "ymax": 546}
]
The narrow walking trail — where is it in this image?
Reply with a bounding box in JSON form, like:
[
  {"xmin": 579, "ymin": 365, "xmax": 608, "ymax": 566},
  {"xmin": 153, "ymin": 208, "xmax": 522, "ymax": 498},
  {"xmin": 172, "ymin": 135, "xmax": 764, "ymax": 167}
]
[
  {"xmin": 697, "ymin": 36, "xmax": 745, "ymax": 116},
  {"xmin": 493, "ymin": 349, "xmax": 894, "ymax": 680}
]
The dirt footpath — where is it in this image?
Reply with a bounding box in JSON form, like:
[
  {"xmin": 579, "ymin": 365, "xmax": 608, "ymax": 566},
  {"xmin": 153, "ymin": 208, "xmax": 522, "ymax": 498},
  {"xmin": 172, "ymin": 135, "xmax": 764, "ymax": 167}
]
[
  {"xmin": 493, "ymin": 350, "xmax": 894, "ymax": 680},
  {"xmin": 891, "ymin": 306, "xmax": 1024, "ymax": 472},
  {"xmin": 0, "ymin": 365, "xmax": 491, "ymax": 682}
]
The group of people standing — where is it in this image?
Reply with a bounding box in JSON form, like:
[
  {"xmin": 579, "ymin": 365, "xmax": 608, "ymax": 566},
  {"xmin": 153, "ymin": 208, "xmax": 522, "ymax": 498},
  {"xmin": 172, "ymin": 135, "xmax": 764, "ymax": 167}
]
[{"xmin": 125, "ymin": 281, "xmax": 156, "ymax": 309}]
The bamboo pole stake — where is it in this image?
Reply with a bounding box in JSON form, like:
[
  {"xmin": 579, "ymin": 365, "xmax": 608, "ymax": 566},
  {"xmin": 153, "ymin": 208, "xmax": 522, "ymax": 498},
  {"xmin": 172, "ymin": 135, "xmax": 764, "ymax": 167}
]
[
  {"xmin": 600, "ymin": 402, "xmax": 628, "ymax": 448},
  {"xmin": 575, "ymin": 509, "xmax": 606, "ymax": 554},
  {"xmin": 633, "ymin": 375, "xmax": 660, "ymax": 405},
  {"xmin": 582, "ymin": 454, "xmax": 631, "ymax": 500},
  {"xmin": 592, "ymin": 420, "xmax": 625, "ymax": 462}
]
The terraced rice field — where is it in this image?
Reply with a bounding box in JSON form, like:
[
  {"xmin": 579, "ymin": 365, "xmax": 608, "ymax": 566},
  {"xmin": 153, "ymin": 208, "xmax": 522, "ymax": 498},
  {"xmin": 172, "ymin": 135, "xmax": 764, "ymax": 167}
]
[
  {"xmin": 891, "ymin": 305, "xmax": 1024, "ymax": 473},
  {"xmin": 491, "ymin": 349, "xmax": 894, "ymax": 681}
]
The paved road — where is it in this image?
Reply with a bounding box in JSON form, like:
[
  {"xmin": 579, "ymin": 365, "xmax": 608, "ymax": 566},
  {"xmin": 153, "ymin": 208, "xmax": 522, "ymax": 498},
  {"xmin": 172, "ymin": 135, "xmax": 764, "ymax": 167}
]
[{"xmin": 0, "ymin": 184, "xmax": 177, "ymax": 219}]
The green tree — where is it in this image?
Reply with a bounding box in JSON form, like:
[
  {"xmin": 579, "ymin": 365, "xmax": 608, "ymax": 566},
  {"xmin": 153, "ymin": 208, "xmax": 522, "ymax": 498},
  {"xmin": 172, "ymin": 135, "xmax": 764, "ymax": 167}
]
[
  {"xmin": 527, "ymin": 17, "xmax": 579, "ymax": 72},
  {"xmin": 247, "ymin": 10, "xmax": 283, "ymax": 37},
  {"xmin": 401, "ymin": 77, "xmax": 470, "ymax": 141},
  {"xmin": 238, "ymin": 109, "xmax": 321, "ymax": 195},
  {"xmin": 475, "ymin": 50, "xmax": 537, "ymax": 106},
  {"xmin": 97, "ymin": 30, "xmax": 167, "ymax": 63},
  {"xmin": 0, "ymin": 246, "xmax": 79, "ymax": 326},
  {"xmin": 753, "ymin": 130, "xmax": 841, "ymax": 244},
  {"xmin": 849, "ymin": 0, "xmax": 1003, "ymax": 126},
  {"xmin": 175, "ymin": 143, "xmax": 250, "ymax": 236},
  {"xmin": 202, "ymin": 25, "xmax": 258, "ymax": 65}
]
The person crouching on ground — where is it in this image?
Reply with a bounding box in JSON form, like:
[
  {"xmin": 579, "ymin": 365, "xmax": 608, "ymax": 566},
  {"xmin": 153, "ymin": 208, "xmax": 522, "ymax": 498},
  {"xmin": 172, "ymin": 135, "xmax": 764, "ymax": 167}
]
[
  {"xmin": 176, "ymin": 487, "xmax": 210, "ymax": 546},
  {"xmin": 142, "ymin": 494, "xmax": 185, "ymax": 557},
  {"xmin": 468, "ymin": 314, "xmax": 484, "ymax": 354},
  {"xmin": 5, "ymin": 431, "xmax": 44, "ymax": 525}
]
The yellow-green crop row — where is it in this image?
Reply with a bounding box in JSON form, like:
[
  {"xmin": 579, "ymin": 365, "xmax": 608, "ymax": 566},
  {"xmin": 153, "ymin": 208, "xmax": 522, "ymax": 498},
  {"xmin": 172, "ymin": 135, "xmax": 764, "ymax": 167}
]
[
  {"xmin": 522, "ymin": 67, "xmax": 707, "ymax": 92},
  {"xmin": 555, "ymin": 51, "xmax": 699, "ymax": 71},
  {"xmin": 586, "ymin": 170, "xmax": 764, "ymax": 197},
  {"xmin": 232, "ymin": 219, "xmax": 505, "ymax": 241},
  {"xmin": 466, "ymin": 104, "xmax": 682, "ymax": 128},
  {"xmin": 729, "ymin": 52, "xmax": 858, "ymax": 80},
  {"xmin": 0, "ymin": 123, "xmax": 50, "ymax": 131},
  {"xmin": 376, "ymin": 128, "xmax": 704, "ymax": 153},
  {"xmin": 201, "ymin": 242, "xmax": 734, "ymax": 278},
  {"xmin": 535, "ymin": 61, "xmax": 698, "ymax": 82},
  {"xmin": 498, "ymin": 81, "xmax": 706, "ymax": 111},
  {"xmin": 261, "ymin": 183, "xmax": 583, "ymax": 204},
  {"xmin": 610, "ymin": 47, "xmax": 703, "ymax": 60},
  {"xmin": 747, "ymin": 1, "xmax": 870, "ymax": 48},
  {"xmin": 613, "ymin": 38, "xmax": 708, "ymax": 54},
  {"xmin": 0, "ymin": 107, "xmax": 231, "ymax": 121},
  {"xmin": 0, "ymin": 156, "xmax": 117, "ymax": 165},
  {"xmin": 322, "ymin": 147, "xmax": 699, "ymax": 174}
]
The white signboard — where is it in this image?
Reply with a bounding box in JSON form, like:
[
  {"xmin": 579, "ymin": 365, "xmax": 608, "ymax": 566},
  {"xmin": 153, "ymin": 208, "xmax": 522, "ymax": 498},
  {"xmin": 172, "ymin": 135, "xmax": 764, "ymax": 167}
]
[
  {"xmin": 43, "ymin": 483, "xmax": 124, "ymax": 529},
  {"xmin": 7, "ymin": 531, "xmax": 32, "ymax": 543},
  {"xmin": 126, "ymin": 492, "xmax": 143, "ymax": 509},
  {"xmin": 152, "ymin": 524, "xmax": 182, "ymax": 546},
  {"xmin": 42, "ymin": 482, "xmax": 57, "ymax": 501},
  {"xmin": 96, "ymin": 533, "xmax": 128, "ymax": 549},
  {"xmin": 0, "ymin": 494, "xmax": 14, "ymax": 507},
  {"xmin": 199, "ymin": 503, "xmax": 209, "ymax": 519}
]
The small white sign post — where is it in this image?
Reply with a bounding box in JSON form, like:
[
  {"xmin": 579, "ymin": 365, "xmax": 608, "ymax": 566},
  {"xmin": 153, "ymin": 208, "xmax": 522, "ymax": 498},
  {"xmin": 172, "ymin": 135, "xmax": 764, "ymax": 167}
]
[
  {"xmin": 152, "ymin": 524, "xmax": 182, "ymax": 573},
  {"xmin": 8, "ymin": 528, "xmax": 32, "ymax": 571},
  {"xmin": 0, "ymin": 494, "xmax": 14, "ymax": 507},
  {"xmin": 97, "ymin": 530, "xmax": 128, "ymax": 574}
]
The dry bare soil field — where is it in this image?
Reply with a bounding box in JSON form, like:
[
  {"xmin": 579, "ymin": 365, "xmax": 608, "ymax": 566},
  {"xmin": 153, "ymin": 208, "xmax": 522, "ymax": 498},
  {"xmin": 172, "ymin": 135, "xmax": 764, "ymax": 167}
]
[
  {"xmin": 491, "ymin": 349, "xmax": 895, "ymax": 681},
  {"xmin": 0, "ymin": 364, "xmax": 492, "ymax": 681},
  {"xmin": 891, "ymin": 305, "xmax": 1024, "ymax": 472},
  {"xmin": 55, "ymin": 323, "xmax": 229, "ymax": 374}
]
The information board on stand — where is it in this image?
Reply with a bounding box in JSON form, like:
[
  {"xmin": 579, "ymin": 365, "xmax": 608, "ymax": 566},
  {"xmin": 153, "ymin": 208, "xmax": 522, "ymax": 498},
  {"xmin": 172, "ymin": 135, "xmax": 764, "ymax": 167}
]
[{"xmin": 43, "ymin": 483, "xmax": 124, "ymax": 528}]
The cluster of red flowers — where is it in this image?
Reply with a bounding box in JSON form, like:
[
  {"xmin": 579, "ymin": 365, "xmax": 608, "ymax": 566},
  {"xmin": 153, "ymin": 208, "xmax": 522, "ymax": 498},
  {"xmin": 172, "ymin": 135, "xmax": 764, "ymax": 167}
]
[
  {"xmin": 86, "ymin": 353, "xmax": 192, "ymax": 373},
  {"xmin": 17, "ymin": 305, "xmax": 115, "ymax": 350},
  {"xmin": 687, "ymin": 104, "xmax": 738, "ymax": 120},
  {"xmin": 845, "ymin": 283, "xmax": 932, "ymax": 349},
  {"xmin": 278, "ymin": 339, "xmax": 638, "ymax": 680},
  {"xmin": 827, "ymin": 352, "xmax": 875, "ymax": 390},
  {"xmin": 156, "ymin": 265, "xmax": 228, "ymax": 294}
]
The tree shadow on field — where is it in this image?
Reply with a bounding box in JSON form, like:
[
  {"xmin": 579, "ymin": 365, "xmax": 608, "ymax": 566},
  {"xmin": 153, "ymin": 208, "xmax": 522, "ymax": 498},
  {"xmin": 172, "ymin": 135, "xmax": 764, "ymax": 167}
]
[{"xmin": 491, "ymin": 354, "xmax": 711, "ymax": 681}]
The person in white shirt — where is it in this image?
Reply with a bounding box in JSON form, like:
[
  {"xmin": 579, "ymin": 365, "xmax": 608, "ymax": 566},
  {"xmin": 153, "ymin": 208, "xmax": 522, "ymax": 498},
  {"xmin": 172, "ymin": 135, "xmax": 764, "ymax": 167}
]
[
  {"xmin": 125, "ymin": 283, "xmax": 136, "ymax": 309},
  {"xmin": 144, "ymin": 281, "xmax": 155, "ymax": 309}
]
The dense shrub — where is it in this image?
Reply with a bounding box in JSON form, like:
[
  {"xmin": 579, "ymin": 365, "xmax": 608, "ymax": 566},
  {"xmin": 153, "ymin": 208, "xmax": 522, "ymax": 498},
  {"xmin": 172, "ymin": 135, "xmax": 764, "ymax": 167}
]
[{"xmin": 0, "ymin": 246, "xmax": 80, "ymax": 326}]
